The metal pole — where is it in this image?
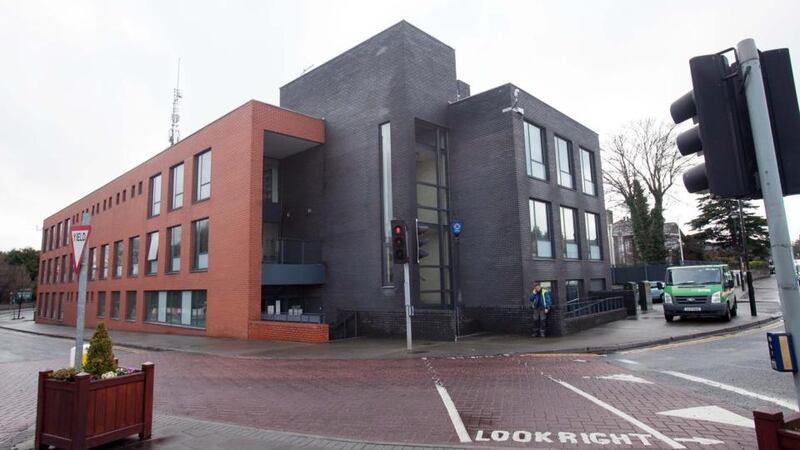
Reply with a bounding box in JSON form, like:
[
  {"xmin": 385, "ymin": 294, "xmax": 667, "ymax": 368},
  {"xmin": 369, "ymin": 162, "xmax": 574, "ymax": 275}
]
[
  {"xmin": 738, "ymin": 200, "xmax": 758, "ymax": 315},
  {"xmin": 738, "ymin": 38, "xmax": 800, "ymax": 404},
  {"xmin": 403, "ymin": 262, "xmax": 412, "ymax": 351},
  {"xmin": 453, "ymin": 237, "xmax": 461, "ymax": 341},
  {"xmin": 73, "ymin": 213, "xmax": 90, "ymax": 371},
  {"xmin": 678, "ymin": 228, "xmax": 685, "ymax": 265}
]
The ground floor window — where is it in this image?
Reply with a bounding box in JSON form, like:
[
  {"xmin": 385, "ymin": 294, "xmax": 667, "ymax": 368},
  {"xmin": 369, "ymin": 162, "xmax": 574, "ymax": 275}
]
[
  {"xmin": 565, "ymin": 280, "xmax": 582, "ymax": 302},
  {"xmin": 97, "ymin": 291, "xmax": 106, "ymax": 318},
  {"xmin": 590, "ymin": 278, "xmax": 606, "ymax": 292},
  {"xmin": 126, "ymin": 291, "xmax": 137, "ymax": 321},
  {"xmin": 143, "ymin": 290, "xmax": 207, "ymax": 329},
  {"xmin": 261, "ymin": 286, "xmax": 323, "ymax": 323},
  {"xmin": 111, "ymin": 291, "xmax": 120, "ymax": 319}
]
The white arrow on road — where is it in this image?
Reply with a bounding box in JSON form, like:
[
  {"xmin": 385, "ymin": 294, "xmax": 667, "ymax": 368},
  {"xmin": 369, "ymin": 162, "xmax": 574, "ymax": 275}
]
[
  {"xmin": 657, "ymin": 405, "xmax": 754, "ymax": 428},
  {"xmin": 674, "ymin": 437, "xmax": 725, "ymax": 445}
]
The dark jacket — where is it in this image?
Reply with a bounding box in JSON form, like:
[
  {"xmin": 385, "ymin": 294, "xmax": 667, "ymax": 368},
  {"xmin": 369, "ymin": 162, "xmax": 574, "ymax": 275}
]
[{"xmin": 529, "ymin": 290, "xmax": 552, "ymax": 310}]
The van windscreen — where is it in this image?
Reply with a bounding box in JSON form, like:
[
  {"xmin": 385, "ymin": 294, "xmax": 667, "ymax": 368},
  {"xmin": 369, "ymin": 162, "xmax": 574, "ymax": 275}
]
[{"xmin": 667, "ymin": 267, "xmax": 722, "ymax": 286}]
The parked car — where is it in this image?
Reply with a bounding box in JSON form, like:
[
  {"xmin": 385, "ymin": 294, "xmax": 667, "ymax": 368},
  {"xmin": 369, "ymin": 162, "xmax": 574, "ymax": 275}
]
[
  {"xmin": 649, "ymin": 281, "xmax": 665, "ymax": 303},
  {"xmin": 663, "ymin": 264, "xmax": 738, "ymax": 322}
]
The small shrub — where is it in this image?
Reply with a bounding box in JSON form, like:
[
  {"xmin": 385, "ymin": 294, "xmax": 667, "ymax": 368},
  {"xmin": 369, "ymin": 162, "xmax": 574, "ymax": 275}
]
[
  {"xmin": 49, "ymin": 367, "xmax": 78, "ymax": 381},
  {"xmin": 83, "ymin": 322, "xmax": 117, "ymax": 377},
  {"xmin": 751, "ymin": 259, "xmax": 767, "ymax": 270}
]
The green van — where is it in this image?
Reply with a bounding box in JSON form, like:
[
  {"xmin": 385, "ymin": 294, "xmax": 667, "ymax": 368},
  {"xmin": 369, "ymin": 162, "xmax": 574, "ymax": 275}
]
[{"xmin": 663, "ymin": 264, "xmax": 738, "ymax": 322}]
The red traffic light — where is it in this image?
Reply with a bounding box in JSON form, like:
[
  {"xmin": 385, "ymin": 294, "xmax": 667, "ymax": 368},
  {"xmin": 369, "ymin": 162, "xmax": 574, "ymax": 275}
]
[{"xmin": 393, "ymin": 225, "xmax": 403, "ymax": 236}]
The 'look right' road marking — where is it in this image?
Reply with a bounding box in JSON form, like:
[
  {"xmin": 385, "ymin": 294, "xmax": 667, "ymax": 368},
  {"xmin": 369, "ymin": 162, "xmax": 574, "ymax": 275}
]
[{"xmin": 662, "ymin": 370, "xmax": 798, "ymax": 411}]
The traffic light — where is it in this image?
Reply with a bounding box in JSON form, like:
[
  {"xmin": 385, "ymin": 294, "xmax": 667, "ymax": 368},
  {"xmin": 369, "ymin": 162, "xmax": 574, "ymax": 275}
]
[
  {"xmin": 760, "ymin": 49, "xmax": 800, "ymax": 197},
  {"xmin": 670, "ymin": 53, "xmax": 758, "ymax": 199},
  {"xmin": 391, "ymin": 219, "xmax": 409, "ymax": 264},
  {"xmin": 415, "ymin": 220, "xmax": 431, "ymax": 263}
]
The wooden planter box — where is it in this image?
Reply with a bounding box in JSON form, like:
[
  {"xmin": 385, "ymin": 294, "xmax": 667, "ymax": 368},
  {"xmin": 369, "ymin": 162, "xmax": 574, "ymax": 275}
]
[
  {"xmin": 754, "ymin": 407, "xmax": 800, "ymax": 449},
  {"xmin": 35, "ymin": 362, "xmax": 154, "ymax": 450}
]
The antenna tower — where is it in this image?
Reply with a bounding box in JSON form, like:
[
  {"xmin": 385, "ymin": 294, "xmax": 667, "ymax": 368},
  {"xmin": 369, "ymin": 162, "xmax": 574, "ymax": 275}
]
[{"xmin": 169, "ymin": 58, "xmax": 182, "ymax": 146}]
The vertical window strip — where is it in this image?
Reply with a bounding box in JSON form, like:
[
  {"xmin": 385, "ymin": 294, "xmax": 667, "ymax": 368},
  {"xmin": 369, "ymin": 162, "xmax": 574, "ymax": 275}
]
[{"xmin": 380, "ymin": 123, "xmax": 393, "ymax": 285}]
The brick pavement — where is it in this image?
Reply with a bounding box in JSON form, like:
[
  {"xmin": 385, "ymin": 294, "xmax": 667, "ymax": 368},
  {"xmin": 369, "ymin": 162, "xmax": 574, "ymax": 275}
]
[{"xmin": 3, "ymin": 350, "xmax": 759, "ymax": 449}]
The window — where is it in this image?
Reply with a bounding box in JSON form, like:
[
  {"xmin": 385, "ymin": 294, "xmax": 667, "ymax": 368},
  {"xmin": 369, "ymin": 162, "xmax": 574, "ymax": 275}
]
[
  {"xmin": 63, "ymin": 218, "xmax": 70, "ymax": 245},
  {"xmin": 49, "ymin": 226, "xmax": 54, "ymax": 250},
  {"xmin": 89, "ymin": 248, "xmax": 97, "ymax": 280},
  {"xmin": 111, "ymin": 291, "xmax": 120, "ymax": 319},
  {"xmin": 590, "ymin": 278, "xmax": 606, "ymax": 292},
  {"xmin": 524, "ymin": 121, "xmax": 547, "ymax": 180},
  {"xmin": 116, "ymin": 192, "xmax": 120, "ymax": 205},
  {"xmin": 585, "ymin": 212, "xmax": 602, "ymax": 260},
  {"xmin": 129, "ymin": 236, "xmax": 140, "ymax": 277},
  {"xmin": 100, "ymin": 244, "xmax": 109, "ymax": 279},
  {"xmin": 191, "ymin": 291, "xmax": 207, "ymax": 328},
  {"xmin": 566, "ymin": 280, "xmax": 582, "ymax": 302},
  {"xmin": 113, "ymin": 240, "xmax": 123, "ymax": 278},
  {"xmin": 97, "ymin": 291, "xmax": 106, "ymax": 318},
  {"xmin": 126, "ymin": 291, "xmax": 137, "ymax": 321},
  {"xmin": 379, "ymin": 123, "xmax": 394, "ymax": 286},
  {"xmin": 39, "ymin": 261, "xmax": 45, "ymax": 284},
  {"xmin": 192, "ymin": 218, "xmax": 209, "ymax": 270},
  {"xmin": 58, "ymin": 293, "xmax": 64, "ymax": 320},
  {"xmin": 555, "ymin": 136, "xmax": 574, "ymax": 189},
  {"xmin": 68, "ymin": 254, "xmax": 74, "ymax": 282},
  {"xmin": 138, "ymin": 181, "xmax": 143, "ymax": 195},
  {"xmin": 131, "ymin": 184, "xmax": 136, "ymax": 198},
  {"xmin": 55, "ymin": 222, "xmax": 61, "ymax": 248},
  {"xmin": 167, "ymin": 225, "xmax": 181, "ymax": 272},
  {"xmin": 122, "ymin": 189, "xmax": 126, "ymax": 202},
  {"xmin": 166, "ymin": 291, "xmax": 182, "ymax": 324},
  {"xmin": 170, "ymin": 163, "xmax": 184, "ymax": 209},
  {"xmin": 149, "ymin": 173, "xmax": 162, "ymax": 216},
  {"xmin": 529, "ymin": 199, "xmax": 553, "ymax": 258},
  {"xmin": 560, "ymin": 206, "xmax": 580, "ymax": 259},
  {"xmin": 53, "ymin": 257, "xmax": 60, "ymax": 284},
  {"xmin": 144, "ymin": 292, "xmax": 159, "ymax": 322},
  {"xmin": 195, "ymin": 150, "xmax": 212, "ymax": 201},
  {"xmin": 60, "ymin": 255, "xmax": 67, "ymax": 283},
  {"xmin": 143, "ymin": 290, "xmax": 206, "ymax": 329},
  {"xmin": 580, "ymin": 148, "xmax": 597, "ymax": 195},
  {"xmin": 41, "ymin": 228, "xmax": 47, "ymax": 252},
  {"xmin": 49, "ymin": 295, "xmax": 55, "ymax": 319},
  {"xmin": 146, "ymin": 231, "xmax": 159, "ymax": 275},
  {"xmin": 40, "ymin": 293, "xmax": 47, "ymax": 318}
]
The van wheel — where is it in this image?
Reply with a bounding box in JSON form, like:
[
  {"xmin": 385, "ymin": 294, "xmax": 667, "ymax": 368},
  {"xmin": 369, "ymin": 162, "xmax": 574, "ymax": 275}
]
[
  {"xmin": 723, "ymin": 305, "xmax": 732, "ymax": 322},
  {"xmin": 731, "ymin": 297, "xmax": 738, "ymax": 317},
  {"xmin": 665, "ymin": 315, "xmax": 675, "ymax": 322}
]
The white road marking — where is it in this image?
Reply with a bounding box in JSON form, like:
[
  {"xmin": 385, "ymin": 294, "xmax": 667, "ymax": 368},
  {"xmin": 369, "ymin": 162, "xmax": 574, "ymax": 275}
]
[
  {"xmin": 596, "ymin": 374, "xmax": 654, "ymax": 384},
  {"xmin": 616, "ymin": 359, "xmax": 640, "ymax": 365},
  {"xmin": 657, "ymin": 405, "xmax": 754, "ymax": 428},
  {"xmin": 548, "ymin": 376, "xmax": 686, "ymax": 449},
  {"xmin": 662, "ymin": 370, "xmax": 798, "ymax": 411},
  {"xmin": 674, "ymin": 437, "xmax": 725, "ymax": 445},
  {"xmin": 434, "ymin": 383, "xmax": 472, "ymax": 443}
]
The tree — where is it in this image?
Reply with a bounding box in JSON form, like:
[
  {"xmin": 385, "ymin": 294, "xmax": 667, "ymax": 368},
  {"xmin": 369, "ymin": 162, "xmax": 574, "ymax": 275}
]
[
  {"xmin": 3, "ymin": 247, "xmax": 40, "ymax": 282},
  {"xmin": 603, "ymin": 119, "xmax": 690, "ymax": 263},
  {"xmin": 0, "ymin": 255, "xmax": 31, "ymax": 304},
  {"xmin": 688, "ymin": 194, "xmax": 770, "ymax": 261},
  {"xmin": 84, "ymin": 322, "xmax": 117, "ymax": 376}
]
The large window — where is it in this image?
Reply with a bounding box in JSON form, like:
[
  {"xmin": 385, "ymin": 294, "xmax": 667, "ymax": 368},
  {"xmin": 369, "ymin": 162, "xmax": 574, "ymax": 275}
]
[
  {"xmin": 100, "ymin": 244, "xmax": 109, "ymax": 279},
  {"xmin": 167, "ymin": 225, "xmax": 181, "ymax": 273},
  {"xmin": 89, "ymin": 248, "xmax": 97, "ymax": 280},
  {"xmin": 524, "ymin": 121, "xmax": 547, "ymax": 180},
  {"xmin": 146, "ymin": 231, "xmax": 159, "ymax": 275},
  {"xmin": 58, "ymin": 293, "xmax": 64, "ymax": 321},
  {"xmin": 60, "ymin": 255, "xmax": 67, "ymax": 283},
  {"xmin": 111, "ymin": 291, "xmax": 120, "ymax": 319},
  {"xmin": 192, "ymin": 218, "xmax": 209, "ymax": 270},
  {"xmin": 415, "ymin": 121, "xmax": 451, "ymax": 308},
  {"xmin": 580, "ymin": 148, "xmax": 597, "ymax": 196},
  {"xmin": 149, "ymin": 173, "xmax": 162, "ymax": 216},
  {"xmin": 195, "ymin": 150, "xmax": 211, "ymax": 201},
  {"xmin": 63, "ymin": 218, "xmax": 70, "ymax": 245},
  {"xmin": 585, "ymin": 212, "xmax": 602, "ymax": 260},
  {"xmin": 170, "ymin": 163, "xmax": 184, "ymax": 209},
  {"xmin": 55, "ymin": 222, "xmax": 62, "ymax": 248},
  {"xmin": 560, "ymin": 206, "xmax": 580, "ymax": 259},
  {"xmin": 379, "ymin": 123, "xmax": 394, "ymax": 286},
  {"xmin": 144, "ymin": 290, "xmax": 207, "ymax": 329},
  {"xmin": 53, "ymin": 257, "xmax": 60, "ymax": 284},
  {"xmin": 113, "ymin": 240, "xmax": 123, "ymax": 278},
  {"xmin": 126, "ymin": 291, "xmax": 137, "ymax": 321},
  {"xmin": 555, "ymin": 136, "xmax": 574, "ymax": 189},
  {"xmin": 129, "ymin": 236, "xmax": 140, "ymax": 277},
  {"xmin": 97, "ymin": 291, "xmax": 106, "ymax": 318},
  {"xmin": 529, "ymin": 199, "xmax": 553, "ymax": 258}
]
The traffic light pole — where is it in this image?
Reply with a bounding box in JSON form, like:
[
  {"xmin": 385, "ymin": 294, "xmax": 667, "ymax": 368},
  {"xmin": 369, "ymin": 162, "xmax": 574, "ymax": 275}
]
[
  {"xmin": 403, "ymin": 262, "xmax": 413, "ymax": 351},
  {"xmin": 738, "ymin": 38, "xmax": 800, "ymax": 405}
]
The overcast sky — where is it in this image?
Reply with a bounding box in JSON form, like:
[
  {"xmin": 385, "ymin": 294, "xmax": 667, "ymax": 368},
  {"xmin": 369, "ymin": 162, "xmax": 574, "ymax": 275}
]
[{"xmin": 1, "ymin": 0, "xmax": 799, "ymax": 251}]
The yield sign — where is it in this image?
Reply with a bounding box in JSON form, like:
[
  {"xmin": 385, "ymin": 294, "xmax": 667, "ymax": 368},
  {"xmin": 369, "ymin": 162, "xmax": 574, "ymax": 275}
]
[{"xmin": 70, "ymin": 225, "xmax": 92, "ymax": 274}]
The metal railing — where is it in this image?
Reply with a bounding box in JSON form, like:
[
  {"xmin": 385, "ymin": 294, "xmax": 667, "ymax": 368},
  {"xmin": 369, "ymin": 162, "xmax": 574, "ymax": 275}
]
[
  {"xmin": 558, "ymin": 296, "xmax": 625, "ymax": 320},
  {"xmin": 262, "ymin": 238, "xmax": 322, "ymax": 264}
]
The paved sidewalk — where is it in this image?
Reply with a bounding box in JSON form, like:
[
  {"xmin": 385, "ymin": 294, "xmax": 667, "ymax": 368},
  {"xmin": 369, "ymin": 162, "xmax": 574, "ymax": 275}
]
[{"xmin": 1, "ymin": 278, "xmax": 782, "ymax": 360}]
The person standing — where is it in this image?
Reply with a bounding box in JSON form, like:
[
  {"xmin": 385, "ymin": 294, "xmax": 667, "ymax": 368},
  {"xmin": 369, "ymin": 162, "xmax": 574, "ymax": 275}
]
[{"xmin": 529, "ymin": 282, "xmax": 552, "ymax": 337}]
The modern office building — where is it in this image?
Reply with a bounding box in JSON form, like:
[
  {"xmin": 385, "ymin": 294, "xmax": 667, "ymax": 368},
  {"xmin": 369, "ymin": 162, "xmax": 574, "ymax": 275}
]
[{"xmin": 36, "ymin": 21, "xmax": 611, "ymax": 342}]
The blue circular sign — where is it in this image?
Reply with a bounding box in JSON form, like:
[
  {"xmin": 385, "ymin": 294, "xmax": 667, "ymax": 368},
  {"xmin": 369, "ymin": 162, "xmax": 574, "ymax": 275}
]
[{"xmin": 450, "ymin": 220, "xmax": 464, "ymax": 237}]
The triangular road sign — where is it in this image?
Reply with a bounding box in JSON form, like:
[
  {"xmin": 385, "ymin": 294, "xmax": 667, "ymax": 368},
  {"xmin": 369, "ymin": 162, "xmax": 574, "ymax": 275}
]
[{"xmin": 70, "ymin": 225, "xmax": 92, "ymax": 274}]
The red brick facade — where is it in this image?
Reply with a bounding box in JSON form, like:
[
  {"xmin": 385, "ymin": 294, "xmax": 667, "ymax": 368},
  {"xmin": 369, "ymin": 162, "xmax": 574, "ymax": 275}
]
[
  {"xmin": 36, "ymin": 101, "xmax": 325, "ymax": 342},
  {"xmin": 248, "ymin": 321, "xmax": 330, "ymax": 343}
]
